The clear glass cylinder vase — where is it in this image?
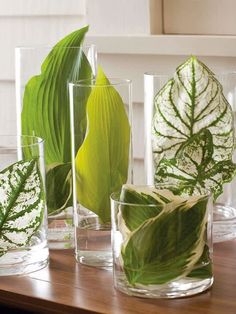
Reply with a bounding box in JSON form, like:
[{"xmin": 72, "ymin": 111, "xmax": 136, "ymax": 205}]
[
  {"xmin": 0, "ymin": 135, "xmax": 48, "ymax": 275},
  {"xmin": 69, "ymin": 76, "xmax": 133, "ymax": 267},
  {"xmin": 111, "ymin": 184, "xmax": 213, "ymax": 298},
  {"xmin": 144, "ymin": 72, "xmax": 236, "ymax": 243},
  {"xmin": 15, "ymin": 45, "xmax": 97, "ymax": 249}
]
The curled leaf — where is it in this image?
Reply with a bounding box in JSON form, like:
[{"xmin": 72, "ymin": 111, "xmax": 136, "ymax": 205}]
[
  {"xmin": 119, "ymin": 184, "xmax": 172, "ymax": 232},
  {"xmin": 120, "ymin": 186, "xmax": 209, "ymax": 285},
  {"xmin": 46, "ymin": 163, "xmax": 72, "ymax": 215}
]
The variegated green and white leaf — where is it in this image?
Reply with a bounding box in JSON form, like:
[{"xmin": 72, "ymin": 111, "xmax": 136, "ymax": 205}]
[
  {"xmin": 152, "ymin": 56, "xmax": 234, "ymax": 165},
  {"xmin": 0, "ymin": 159, "xmax": 44, "ymax": 256},
  {"xmin": 119, "ymin": 184, "xmax": 183, "ymax": 232},
  {"xmin": 121, "ymin": 190, "xmax": 209, "ymax": 285},
  {"xmin": 118, "ymin": 184, "xmax": 172, "ymax": 243},
  {"xmin": 155, "ymin": 129, "xmax": 236, "ymax": 199}
]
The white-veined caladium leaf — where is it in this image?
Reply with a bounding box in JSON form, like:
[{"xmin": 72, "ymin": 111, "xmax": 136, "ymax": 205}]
[
  {"xmin": 121, "ymin": 192, "xmax": 210, "ymax": 285},
  {"xmin": 0, "ymin": 159, "xmax": 44, "ymax": 256},
  {"xmin": 155, "ymin": 129, "xmax": 236, "ymax": 199},
  {"xmin": 152, "ymin": 56, "xmax": 234, "ymax": 165}
]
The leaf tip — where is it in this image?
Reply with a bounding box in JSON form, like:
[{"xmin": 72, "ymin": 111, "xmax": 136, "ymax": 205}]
[
  {"xmin": 96, "ymin": 65, "xmax": 110, "ymax": 85},
  {"xmin": 190, "ymin": 55, "xmax": 197, "ymax": 61}
]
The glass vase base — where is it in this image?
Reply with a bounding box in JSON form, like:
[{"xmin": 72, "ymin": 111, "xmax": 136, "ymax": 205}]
[
  {"xmin": 76, "ymin": 251, "xmax": 112, "ymax": 269},
  {"xmin": 48, "ymin": 215, "xmax": 74, "ymax": 249},
  {"xmin": 75, "ymin": 210, "xmax": 111, "ymax": 268},
  {"xmin": 115, "ymin": 273, "xmax": 213, "ymax": 299},
  {"xmin": 213, "ymin": 204, "xmax": 236, "ymax": 243},
  {"xmin": 47, "ymin": 227, "xmax": 74, "ymax": 249},
  {"xmin": 0, "ymin": 240, "xmax": 49, "ymax": 276}
]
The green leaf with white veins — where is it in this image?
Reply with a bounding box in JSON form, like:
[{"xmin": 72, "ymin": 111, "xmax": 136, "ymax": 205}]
[
  {"xmin": 152, "ymin": 56, "xmax": 234, "ymax": 165},
  {"xmin": 0, "ymin": 160, "xmax": 44, "ymax": 256},
  {"xmin": 155, "ymin": 129, "xmax": 236, "ymax": 199}
]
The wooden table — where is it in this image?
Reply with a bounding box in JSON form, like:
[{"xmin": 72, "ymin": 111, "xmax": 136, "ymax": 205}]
[{"xmin": 0, "ymin": 241, "xmax": 235, "ymax": 314}]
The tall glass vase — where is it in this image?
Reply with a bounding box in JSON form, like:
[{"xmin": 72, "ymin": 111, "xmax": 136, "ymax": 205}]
[
  {"xmin": 0, "ymin": 135, "xmax": 48, "ymax": 275},
  {"xmin": 69, "ymin": 74, "xmax": 133, "ymax": 267},
  {"xmin": 144, "ymin": 72, "xmax": 236, "ymax": 243},
  {"xmin": 15, "ymin": 45, "xmax": 97, "ymax": 249}
]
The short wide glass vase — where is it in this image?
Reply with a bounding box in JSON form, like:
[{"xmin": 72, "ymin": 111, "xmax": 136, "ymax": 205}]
[
  {"xmin": 0, "ymin": 135, "xmax": 49, "ymax": 276},
  {"xmin": 111, "ymin": 185, "xmax": 213, "ymax": 298}
]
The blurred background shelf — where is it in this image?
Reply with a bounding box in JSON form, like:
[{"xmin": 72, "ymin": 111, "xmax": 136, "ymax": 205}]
[{"xmin": 86, "ymin": 34, "xmax": 236, "ymax": 57}]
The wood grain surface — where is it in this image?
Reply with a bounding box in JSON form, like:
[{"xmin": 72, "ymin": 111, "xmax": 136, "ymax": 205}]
[{"xmin": 0, "ymin": 241, "xmax": 235, "ymax": 314}]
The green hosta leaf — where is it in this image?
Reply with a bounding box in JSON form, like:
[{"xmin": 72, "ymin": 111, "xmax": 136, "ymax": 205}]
[
  {"xmin": 0, "ymin": 160, "xmax": 44, "ymax": 256},
  {"xmin": 152, "ymin": 56, "xmax": 234, "ymax": 165},
  {"xmin": 22, "ymin": 26, "xmax": 92, "ymax": 164},
  {"xmin": 21, "ymin": 26, "xmax": 92, "ymax": 215},
  {"xmin": 155, "ymin": 129, "xmax": 236, "ymax": 199},
  {"xmin": 75, "ymin": 67, "xmax": 130, "ymax": 223},
  {"xmin": 121, "ymin": 194, "xmax": 209, "ymax": 285},
  {"xmin": 46, "ymin": 163, "xmax": 72, "ymax": 215}
]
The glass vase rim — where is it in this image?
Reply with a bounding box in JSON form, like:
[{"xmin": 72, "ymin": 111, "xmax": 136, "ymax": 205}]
[
  {"xmin": 0, "ymin": 135, "xmax": 44, "ymax": 148},
  {"xmin": 69, "ymin": 77, "xmax": 132, "ymax": 88},
  {"xmin": 15, "ymin": 44, "xmax": 96, "ymax": 51},
  {"xmin": 111, "ymin": 184, "xmax": 211, "ymax": 207},
  {"xmin": 144, "ymin": 71, "xmax": 236, "ymax": 78}
]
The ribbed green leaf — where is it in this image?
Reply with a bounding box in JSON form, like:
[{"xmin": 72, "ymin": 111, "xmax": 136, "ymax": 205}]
[
  {"xmin": 22, "ymin": 26, "xmax": 91, "ymax": 164},
  {"xmin": 0, "ymin": 160, "xmax": 44, "ymax": 256},
  {"xmin": 152, "ymin": 56, "xmax": 234, "ymax": 164},
  {"xmin": 155, "ymin": 129, "xmax": 236, "ymax": 199},
  {"xmin": 21, "ymin": 26, "xmax": 92, "ymax": 215},
  {"xmin": 121, "ymin": 192, "xmax": 209, "ymax": 285},
  {"xmin": 75, "ymin": 67, "xmax": 130, "ymax": 223}
]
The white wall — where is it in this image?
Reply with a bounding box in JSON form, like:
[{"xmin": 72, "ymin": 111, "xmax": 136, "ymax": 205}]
[
  {"xmin": 87, "ymin": 0, "xmax": 162, "ymax": 35},
  {"xmin": 0, "ymin": 0, "xmax": 86, "ymax": 136}
]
